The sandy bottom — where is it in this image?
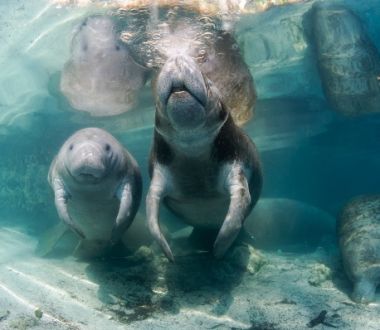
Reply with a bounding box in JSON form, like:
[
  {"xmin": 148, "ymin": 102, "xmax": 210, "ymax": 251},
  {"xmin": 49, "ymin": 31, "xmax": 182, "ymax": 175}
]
[{"xmin": 0, "ymin": 227, "xmax": 379, "ymax": 330}]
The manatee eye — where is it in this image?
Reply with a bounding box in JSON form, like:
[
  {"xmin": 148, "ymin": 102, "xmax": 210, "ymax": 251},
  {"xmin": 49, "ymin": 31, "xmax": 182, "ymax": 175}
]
[
  {"xmin": 115, "ymin": 45, "xmax": 120, "ymax": 51},
  {"xmin": 105, "ymin": 144, "xmax": 111, "ymax": 152},
  {"xmin": 69, "ymin": 144, "xmax": 74, "ymax": 151}
]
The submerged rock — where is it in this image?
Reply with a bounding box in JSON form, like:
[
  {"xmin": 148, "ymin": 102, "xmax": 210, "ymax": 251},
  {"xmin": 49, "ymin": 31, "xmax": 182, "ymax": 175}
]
[
  {"xmin": 226, "ymin": 244, "xmax": 266, "ymax": 274},
  {"xmin": 308, "ymin": 263, "xmax": 332, "ymax": 287},
  {"xmin": 337, "ymin": 195, "xmax": 380, "ymax": 303}
]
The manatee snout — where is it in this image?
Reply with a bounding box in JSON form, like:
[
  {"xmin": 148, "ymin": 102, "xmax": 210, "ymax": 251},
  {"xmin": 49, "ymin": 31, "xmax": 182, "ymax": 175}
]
[
  {"xmin": 68, "ymin": 143, "xmax": 110, "ymax": 182},
  {"xmin": 157, "ymin": 55, "xmax": 208, "ymax": 129}
]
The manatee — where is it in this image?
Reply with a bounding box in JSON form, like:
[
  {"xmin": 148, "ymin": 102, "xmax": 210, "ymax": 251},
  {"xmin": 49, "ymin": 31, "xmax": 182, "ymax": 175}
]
[
  {"xmin": 243, "ymin": 198, "xmax": 335, "ymax": 252},
  {"xmin": 46, "ymin": 127, "xmax": 144, "ymax": 258},
  {"xmin": 146, "ymin": 54, "xmax": 262, "ymax": 261},
  {"xmin": 311, "ymin": 3, "xmax": 380, "ymax": 116},
  {"xmin": 338, "ymin": 195, "xmax": 380, "ymax": 303},
  {"xmin": 60, "ymin": 15, "xmax": 148, "ymax": 117}
]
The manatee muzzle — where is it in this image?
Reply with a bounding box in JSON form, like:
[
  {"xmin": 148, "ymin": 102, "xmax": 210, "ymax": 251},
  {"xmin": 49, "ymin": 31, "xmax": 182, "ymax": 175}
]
[
  {"xmin": 69, "ymin": 146, "xmax": 108, "ymax": 182},
  {"xmin": 157, "ymin": 55, "xmax": 208, "ymax": 129}
]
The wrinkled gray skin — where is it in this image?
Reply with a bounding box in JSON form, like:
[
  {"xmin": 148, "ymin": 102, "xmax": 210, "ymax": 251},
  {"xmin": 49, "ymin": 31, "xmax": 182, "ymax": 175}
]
[
  {"xmin": 49, "ymin": 128, "xmax": 142, "ymax": 258},
  {"xmin": 338, "ymin": 195, "xmax": 380, "ymax": 303},
  {"xmin": 121, "ymin": 7, "xmax": 256, "ymax": 126},
  {"xmin": 60, "ymin": 16, "xmax": 148, "ymax": 116},
  {"xmin": 147, "ymin": 55, "xmax": 262, "ymax": 261},
  {"xmin": 311, "ymin": 3, "xmax": 380, "ymax": 116}
]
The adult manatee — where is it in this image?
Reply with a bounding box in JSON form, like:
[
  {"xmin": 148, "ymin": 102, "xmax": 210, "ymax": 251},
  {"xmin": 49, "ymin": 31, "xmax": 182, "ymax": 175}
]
[{"xmin": 146, "ymin": 55, "xmax": 262, "ymax": 261}]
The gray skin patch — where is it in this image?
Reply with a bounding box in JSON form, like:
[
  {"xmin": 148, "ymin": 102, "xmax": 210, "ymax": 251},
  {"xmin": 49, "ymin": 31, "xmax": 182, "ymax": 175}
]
[{"xmin": 147, "ymin": 55, "xmax": 262, "ymax": 261}]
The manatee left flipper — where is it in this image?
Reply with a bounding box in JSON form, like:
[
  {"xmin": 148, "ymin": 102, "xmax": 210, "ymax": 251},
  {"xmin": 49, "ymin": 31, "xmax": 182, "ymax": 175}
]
[
  {"xmin": 213, "ymin": 163, "xmax": 252, "ymax": 259},
  {"xmin": 35, "ymin": 221, "xmax": 69, "ymax": 257},
  {"xmin": 110, "ymin": 177, "xmax": 139, "ymax": 245}
]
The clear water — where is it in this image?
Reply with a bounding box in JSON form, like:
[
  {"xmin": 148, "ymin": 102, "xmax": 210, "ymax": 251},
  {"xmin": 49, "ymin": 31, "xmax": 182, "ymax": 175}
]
[{"xmin": 0, "ymin": 1, "xmax": 379, "ymax": 329}]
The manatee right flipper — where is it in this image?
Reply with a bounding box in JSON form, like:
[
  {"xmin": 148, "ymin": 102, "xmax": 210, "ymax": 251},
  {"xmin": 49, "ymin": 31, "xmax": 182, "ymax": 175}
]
[
  {"xmin": 52, "ymin": 177, "xmax": 86, "ymax": 239},
  {"xmin": 35, "ymin": 221, "xmax": 69, "ymax": 257}
]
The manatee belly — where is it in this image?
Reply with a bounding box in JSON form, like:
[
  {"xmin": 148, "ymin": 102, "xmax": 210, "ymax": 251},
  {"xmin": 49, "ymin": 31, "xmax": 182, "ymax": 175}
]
[
  {"xmin": 165, "ymin": 195, "xmax": 229, "ymax": 229},
  {"xmin": 68, "ymin": 196, "xmax": 119, "ymax": 241}
]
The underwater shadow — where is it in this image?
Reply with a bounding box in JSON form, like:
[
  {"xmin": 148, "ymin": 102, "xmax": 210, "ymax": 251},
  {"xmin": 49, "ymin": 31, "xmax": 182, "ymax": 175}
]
[
  {"xmin": 161, "ymin": 231, "xmax": 257, "ymax": 317},
  {"xmin": 83, "ymin": 233, "xmax": 254, "ymax": 325},
  {"xmin": 85, "ymin": 251, "xmax": 160, "ymax": 324}
]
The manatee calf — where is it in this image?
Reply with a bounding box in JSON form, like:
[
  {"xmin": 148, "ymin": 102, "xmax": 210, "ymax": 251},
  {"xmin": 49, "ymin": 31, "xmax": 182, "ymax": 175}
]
[
  {"xmin": 146, "ymin": 55, "xmax": 262, "ymax": 261},
  {"xmin": 338, "ymin": 195, "xmax": 380, "ymax": 303},
  {"xmin": 60, "ymin": 16, "xmax": 148, "ymax": 117},
  {"xmin": 311, "ymin": 3, "xmax": 380, "ymax": 116},
  {"xmin": 47, "ymin": 127, "xmax": 143, "ymax": 258}
]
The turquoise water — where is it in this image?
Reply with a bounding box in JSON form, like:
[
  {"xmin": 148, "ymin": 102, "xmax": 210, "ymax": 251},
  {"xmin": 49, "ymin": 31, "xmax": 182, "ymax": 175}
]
[{"xmin": 0, "ymin": 1, "xmax": 379, "ymax": 329}]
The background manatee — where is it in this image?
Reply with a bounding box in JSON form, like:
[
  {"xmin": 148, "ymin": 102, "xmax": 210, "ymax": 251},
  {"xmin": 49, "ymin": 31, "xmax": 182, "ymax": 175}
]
[
  {"xmin": 244, "ymin": 198, "xmax": 335, "ymax": 252},
  {"xmin": 310, "ymin": 3, "xmax": 380, "ymax": 116},
  {"xmin": 338, "ymin": 195, "xmax": 380, "ymax": 303},
  {"xmin": 60, "ymin": 15, "xmax": 148, "ymax": 117}
]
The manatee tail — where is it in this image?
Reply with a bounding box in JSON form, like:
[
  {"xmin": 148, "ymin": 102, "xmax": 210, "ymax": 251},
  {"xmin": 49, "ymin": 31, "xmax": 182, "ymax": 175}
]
[
  {"xmin": 35, "ymin": 221, "xmax": 69, "ymax": 257},
  {"xmin": 352, "ymin": 278, "xmax": 376, "ymax": 303}
]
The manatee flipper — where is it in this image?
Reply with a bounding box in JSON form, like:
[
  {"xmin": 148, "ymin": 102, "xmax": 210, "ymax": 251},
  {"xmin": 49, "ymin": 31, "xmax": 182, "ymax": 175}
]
[
  {"xmin": 213, "ymin": 163, "xmax": 252, "ymax": 259},
  {"xmin": 352, "ymin": 278, "xmax": 377, "ymax": 303},
  {"xmin": 146, "ymin": 165, "xmax": 174, "ymax": 262},
  {"xmin": 110, "ymin": 178, "xmax": 135, "ymax": 245},
  {"xmin": 52, "ymin": 177, "xmax": 86, "ymax": 239},
  {"xmin": 35, "ymin": 221, "xmax": 69, "ymax": 257}
]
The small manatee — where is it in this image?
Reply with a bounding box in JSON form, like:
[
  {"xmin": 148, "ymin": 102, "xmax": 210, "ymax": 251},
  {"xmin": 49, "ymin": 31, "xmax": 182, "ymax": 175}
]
[{"xmin": 45, "ymin": 127, "xmax": 147, "ymax": 258}]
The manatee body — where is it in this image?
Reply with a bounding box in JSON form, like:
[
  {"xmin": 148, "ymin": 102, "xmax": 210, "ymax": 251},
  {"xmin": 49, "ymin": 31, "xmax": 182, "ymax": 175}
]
[
  {"xmin": 48, "ymin": 127, "xmax": 144, "ymax": 258},
  {"xmin": 338, "ymin": 195, "xmax": 380, "ymax": 303},
  {"xmin": 244, "ymin": 198, "xmax": 335, "ymax": 252},
  {"xmin": 120, "ymin": 6, "xmax": 256, "ymax": 126},
  {"xmin": 311, "ymin": 3, "xmax": 380, "ymax": 116},
  {"xmin": 146, "ymin": 55, "xmax": 262, "ymax": 261},
  {"xmin": 60, "ymin": 16, "xmax": 148, "ymax": 117}
]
